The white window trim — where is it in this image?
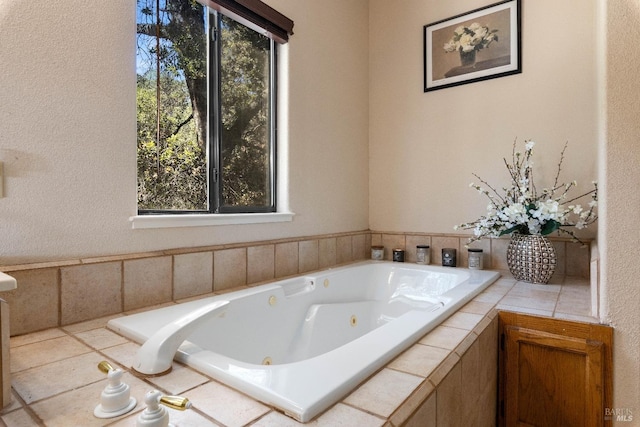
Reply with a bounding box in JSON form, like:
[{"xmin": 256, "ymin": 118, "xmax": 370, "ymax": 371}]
[
  {"xmin": 131, "ymin": 26, "xmax": 291, "ymax": 231},
  {"xmin": 130, "ymin": 211, "xmax": 294, "ymax": 229}
]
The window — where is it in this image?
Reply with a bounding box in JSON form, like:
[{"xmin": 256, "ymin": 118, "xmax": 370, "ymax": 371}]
[{"xmin": 136, "ymin": 0, "xmax": 292, "ymax": 215}]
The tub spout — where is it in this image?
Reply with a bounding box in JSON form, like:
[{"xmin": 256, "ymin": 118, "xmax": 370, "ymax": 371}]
[{"xmin": 132, "ymin": 300, "xmax": 229, "ymax": 376}]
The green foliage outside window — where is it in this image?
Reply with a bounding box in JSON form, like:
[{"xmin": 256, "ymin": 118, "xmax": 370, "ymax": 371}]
[
  {"xmin": 137, "ymin": 71, "xmax": 207, "ymax": 210},
  {"xmin": 136, "ymin": 0, "xmax": 274, "ymax": 212}
]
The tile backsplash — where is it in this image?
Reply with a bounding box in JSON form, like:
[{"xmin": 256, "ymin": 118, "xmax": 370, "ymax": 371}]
[
  {"xmin": 370, "ymin": 232, "xmax": 591, "ymax": 278},
  {"xmin": 0, "ymin": 231, "xmax": 590, "ymax": 336}
]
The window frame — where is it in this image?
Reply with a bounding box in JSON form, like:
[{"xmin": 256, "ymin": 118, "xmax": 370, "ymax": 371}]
[
  {"xmin": 129, "ymin": 211, "xmax": 294, "ymax": 229},
  {"xmin": 211, "ymin": 11, "xmax": 278, "ymax": 214},
  {"xmin": 136, "ymin": 0, "xmax": 292, "ymax": 217},
  {"xmin": 198, "ymin": 0, "xmax": 294, "ymax": 44}
]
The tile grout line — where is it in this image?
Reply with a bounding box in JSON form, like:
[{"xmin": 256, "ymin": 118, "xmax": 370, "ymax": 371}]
[{"xmin": 5, "ymin": 271, "xmax": 593, "ymax": 426}]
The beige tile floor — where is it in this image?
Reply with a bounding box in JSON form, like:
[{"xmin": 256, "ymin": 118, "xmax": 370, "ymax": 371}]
[{"xmin": 1, "ymin": 271, "xmax": 595, "ymax": 426}]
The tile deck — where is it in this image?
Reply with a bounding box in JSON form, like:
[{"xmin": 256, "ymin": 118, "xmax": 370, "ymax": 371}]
[{"xmin": 2, "ymin": 270, "xmax": 596, "ymax": 426}]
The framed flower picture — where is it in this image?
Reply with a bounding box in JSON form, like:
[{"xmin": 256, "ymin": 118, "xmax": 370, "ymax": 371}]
[{"xmin": 423, "ymin": 0, "xmax": 521, "ymax": 92}]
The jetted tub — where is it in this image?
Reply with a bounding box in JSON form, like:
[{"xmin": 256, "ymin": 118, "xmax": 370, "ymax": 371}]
[{"xmin": 108, "ymin": 260, "xmax": 499, "ymax": 422}]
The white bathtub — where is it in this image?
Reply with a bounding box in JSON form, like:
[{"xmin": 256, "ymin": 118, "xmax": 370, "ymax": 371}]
[{"xmin": 108, "ymin": 261, "xmax": 499, "ymax": 422}]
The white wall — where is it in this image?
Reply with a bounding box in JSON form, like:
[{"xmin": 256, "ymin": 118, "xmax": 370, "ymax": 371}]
[
  {"xmin": 369, "ymin": 0, "xmax": 599, "ymax": 237},
  {"xmin": 1, "ymin": 0, "xmax": 637, "ymax": 416},
  {"xmin": 369, "ymin": 0, "xmax": 639, "ymax": 417},
  {"xmin": 601, "ymin": 0, "xmax": 640, "ymax": 416},
  {"xmin": 0, "ymin": 0, "xmax": 370, "ymax": 264}
]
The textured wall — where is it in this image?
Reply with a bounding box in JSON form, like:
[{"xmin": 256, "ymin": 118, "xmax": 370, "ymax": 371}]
[
  {"xmin": 368, "ymin": 0, "xmax": 599, "ymax": 238},
  {"xmin": 601, "ymin": 0, "xmax": 640, "ymax": 416},
  {"xmin": 0, "ymin": 0, "xmax": 370, "ymax": 264}
]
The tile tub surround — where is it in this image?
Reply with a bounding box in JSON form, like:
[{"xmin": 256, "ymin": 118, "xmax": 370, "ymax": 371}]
[
  {"xmin": 0, "ymin": 230, "xmax": 592, "ymax": 337},
  {"xmin": 0, "ymin": 231, "xmax": 371, "ymax": 336},
  {"xmin": 371, "ymin": 232, "xmax": 592, "ymax": 278},
  {"xmin": 1, "ymin": 275, "xmax": 595, "ymax": 426}
]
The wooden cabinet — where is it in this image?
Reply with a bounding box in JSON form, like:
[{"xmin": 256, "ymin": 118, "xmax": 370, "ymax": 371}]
[{"xmin": 498, "ymin": 311, "xmax": 613, "ymax": 427}]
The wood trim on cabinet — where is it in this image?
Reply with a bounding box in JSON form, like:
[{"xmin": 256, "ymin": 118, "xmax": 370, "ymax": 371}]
[{"xmin": 498, "ymin": 311, "xmax": 613, "ymax": 427}]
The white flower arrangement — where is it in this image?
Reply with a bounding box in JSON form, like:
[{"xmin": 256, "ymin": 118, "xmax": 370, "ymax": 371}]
[
  {"xmin": 443, "ymin": 23, "xmax": 499, "ymax": 54},
  {"xmin": 454, "ymin": 139, "xmax": 598, "ymax": 245}
]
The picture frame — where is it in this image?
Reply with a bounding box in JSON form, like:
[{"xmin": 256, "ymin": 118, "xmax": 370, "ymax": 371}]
[{"xmin": 423, "ymin": 0, "xmax": 521, "ymax": 92}]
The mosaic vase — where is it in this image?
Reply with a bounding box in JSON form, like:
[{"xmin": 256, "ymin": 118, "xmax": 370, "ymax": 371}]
[{"xmin": 506, "ymin": 234, "xmax": 557, "ymax": 284}]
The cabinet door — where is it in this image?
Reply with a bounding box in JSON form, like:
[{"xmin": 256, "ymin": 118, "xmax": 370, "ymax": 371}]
[{"xmin": 498, "ymin": 312, "xmax": 612, "ymax": 427}]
